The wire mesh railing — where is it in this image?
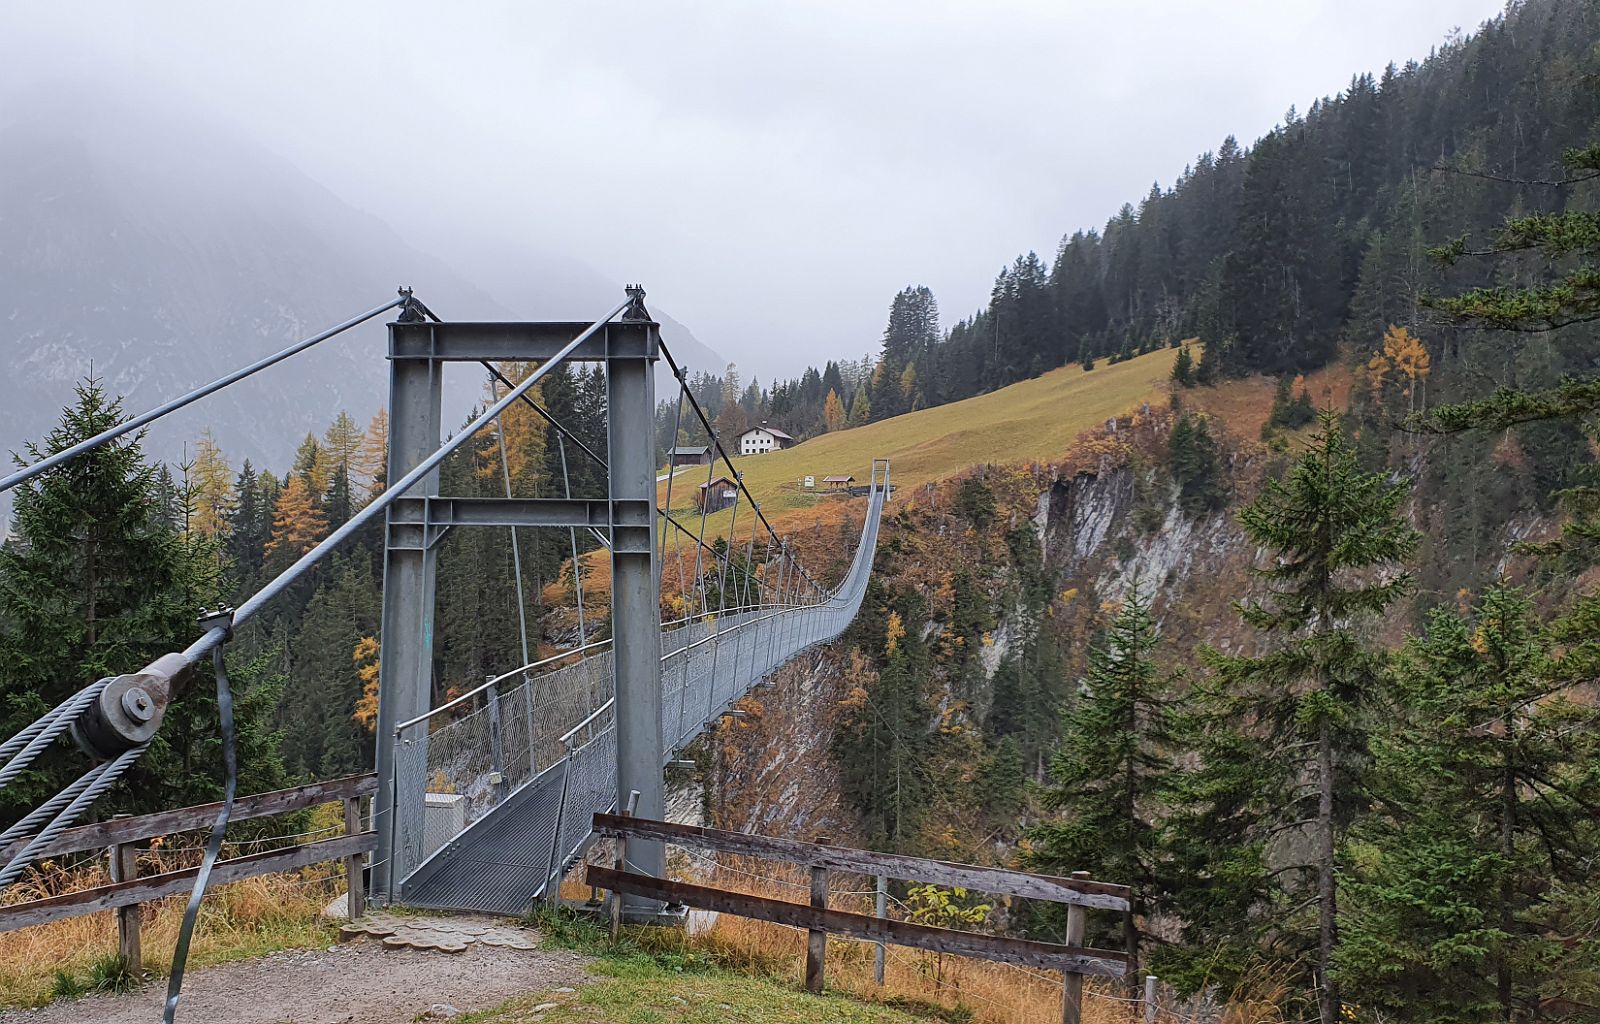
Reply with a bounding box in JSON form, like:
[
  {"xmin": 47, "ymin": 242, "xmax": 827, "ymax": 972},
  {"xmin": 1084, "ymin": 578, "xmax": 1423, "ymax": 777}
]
[{"xmin": 389, "ymin": 469, "xmax": 886, "ymax": 912}]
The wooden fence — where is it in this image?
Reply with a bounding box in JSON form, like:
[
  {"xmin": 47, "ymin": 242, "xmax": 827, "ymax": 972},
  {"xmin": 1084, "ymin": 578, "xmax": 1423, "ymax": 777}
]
[
  {"xmin": 587, "ymin": 812, "xmax": 1132, "ymax": 1024},
  {"xmin": 0, "ymin": 773, "xmax": 376, "ymax": 970}
]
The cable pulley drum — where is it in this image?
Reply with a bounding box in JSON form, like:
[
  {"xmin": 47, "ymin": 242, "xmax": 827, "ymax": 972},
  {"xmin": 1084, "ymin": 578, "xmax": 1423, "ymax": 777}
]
[{"xmin": 70, "ymin": 653, "xmax": 190, "ymax": 761}]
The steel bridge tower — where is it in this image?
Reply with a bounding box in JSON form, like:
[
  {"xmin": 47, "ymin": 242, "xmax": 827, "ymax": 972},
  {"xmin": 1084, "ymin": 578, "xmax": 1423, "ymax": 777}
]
[{"xmin": 369, "ymin": 291, "xmax": 666, "ymax": 913}]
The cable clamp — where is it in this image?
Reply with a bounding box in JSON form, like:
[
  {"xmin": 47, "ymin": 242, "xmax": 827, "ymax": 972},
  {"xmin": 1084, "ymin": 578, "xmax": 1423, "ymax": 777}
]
[{"xmin": 197, "ymin": 606, "xmax": 236, "ymax": 644}]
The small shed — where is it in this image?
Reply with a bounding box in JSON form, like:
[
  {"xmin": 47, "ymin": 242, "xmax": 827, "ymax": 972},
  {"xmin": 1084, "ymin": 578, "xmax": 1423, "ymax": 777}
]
[
  {"xmin": 697, "ymin": 475, "xmax": 739, "ymax": 513},
  {"xmin": 821, "ymin": 474, "xmax": 856, "ymax": 492},
  {"xmin": 668, "ymin": 445, "xmax": 713, "ymax": 468}
]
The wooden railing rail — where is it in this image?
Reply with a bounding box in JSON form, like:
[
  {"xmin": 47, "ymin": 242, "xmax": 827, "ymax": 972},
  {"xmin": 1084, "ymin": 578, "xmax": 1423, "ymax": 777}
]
[
  {"xmin": 0, "ymin": 774, "xmax": 376, "ymax": 962},
  {"xmin": 0, "ymin": 773, "xmax": 376, "ymax": 864},
  {"xmin": 587, "ymin": 813, "xmax": 1132, "ymax": 1024},
  {"xmin": 590, "ymin": 812, "xmax": 1131, "ymax": 910}
]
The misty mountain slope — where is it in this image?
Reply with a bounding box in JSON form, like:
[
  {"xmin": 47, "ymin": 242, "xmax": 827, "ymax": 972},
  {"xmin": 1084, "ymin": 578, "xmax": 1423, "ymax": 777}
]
[{"xmin": 0, "ymin": 92, "xmax": 722, "ymax": 486}]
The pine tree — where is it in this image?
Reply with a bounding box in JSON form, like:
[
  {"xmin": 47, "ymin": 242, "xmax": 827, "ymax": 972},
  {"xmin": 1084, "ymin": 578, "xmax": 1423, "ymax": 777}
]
[
  {"xmin": 278, "ymin": 558, "xmax": 380, "ymax": 777},
  {"xmin": 1164, "ymin": 413, "xmax": 1418, "ymax": 1022},
  {"xmin": 291, "ymin": 432, "xmax": 329, "ymax": 503},
  {"xmin": 848, "ymin": 387, "xmax": 872, "ymax": 427},
  {"xmin": 1167, "ymin": 413, "xmax": 1225, "ymax": 514},
  {"xmin": 1428, "ymin": 144, "xmax": 1600, "ymax": 334},
  {"xmin": 1026, "ymin": 584, "xmax": 1176, "ymax": 975},
  {"xmin": 0, "ymin": 380, "xmax": 286, "ymax": 819},
  {"xmin": 1342, "ymin": 584, "xmax": 1600, "ymax": 1021},
  {"xmin": 1171, "ymin": 344, "xmax": 1195, "ymax": 386},
  {"xmin": 0, "ymin": 381, "xmax": 193, "ymax": 819},
  {"xmin": 835, "ymin": 612, "xmax": 931, "ymax": 851},
  {"xmin": 227, "ymin": 460, "xmax": 268, "ymax": 576}
]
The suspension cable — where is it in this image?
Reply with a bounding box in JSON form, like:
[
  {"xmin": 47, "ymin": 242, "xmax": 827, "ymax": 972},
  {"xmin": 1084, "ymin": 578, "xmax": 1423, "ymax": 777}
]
[
  {"xmin": 653, "ymin": 337, "xmax": 827, "ymax": 595},
  {"xmin": 0, "ymin": 296, "xmax": 408, "ymax": 495},
  {"xmin": 207, "ymin": 295, "xmax": 632, "ymax": 646},
  {"xmin": 488, "ymin": 376, "xmax": 533, "ymax": 679}
]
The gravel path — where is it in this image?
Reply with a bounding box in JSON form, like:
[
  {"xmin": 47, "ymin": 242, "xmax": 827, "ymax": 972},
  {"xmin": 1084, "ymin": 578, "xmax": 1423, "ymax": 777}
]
[{"xmin": 0, "ymin": 936, "xmax": 591, "ymax": 1024}]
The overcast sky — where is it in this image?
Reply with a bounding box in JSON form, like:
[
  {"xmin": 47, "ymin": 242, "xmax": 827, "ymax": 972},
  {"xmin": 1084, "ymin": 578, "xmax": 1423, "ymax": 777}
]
[{"xmin": 7, "ymin": 0, "xmax": 1505, "ymax": 382}]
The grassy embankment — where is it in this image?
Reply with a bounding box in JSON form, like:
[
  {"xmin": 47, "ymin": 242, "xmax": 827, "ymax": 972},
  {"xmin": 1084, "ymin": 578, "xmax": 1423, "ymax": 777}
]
[
  {"xmin": 564, "ymin": 347, "xmax": 1178, "ymax": 606},
  {"xmin": 665, "ymin": 345, "xmax": 1178, "ymax": 536}
]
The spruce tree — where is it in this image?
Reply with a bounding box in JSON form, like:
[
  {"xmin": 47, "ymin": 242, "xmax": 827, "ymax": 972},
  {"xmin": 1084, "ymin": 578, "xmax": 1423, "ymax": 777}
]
[
  {"xmin": 1343, "ymin": 584, "xmax": 1600, "ymax": 1021},
  {"xmin": 1026, "ymin": 583, "xmax": 1176, "ymax": 976},
  {"xmin": 0, "ymin": 381, "xmax": 191, "ymax": 819},
  {"xmin": 1163, "ymin": 412, "xmax": 1418, "ymax": 1022},
  {"xmin": 1171, "ymin": 344, "xmax": 1195, "ymax": 386},
  {"xmin": 1168, "ymin": 413, "xmax": 1225, "ymax": 514},
  {"xmin": 0, "ymin": 380, "xmax": 287, "ymax": 820}
]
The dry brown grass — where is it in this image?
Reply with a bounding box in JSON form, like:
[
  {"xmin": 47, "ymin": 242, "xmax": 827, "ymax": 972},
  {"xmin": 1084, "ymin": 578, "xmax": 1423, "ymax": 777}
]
[
  {"xmin": 0, "ymin": 803, "xmax": 349, "ymax": 1008},
  {"xmin": 1183, "ymin": 364, "xmax": 1353, "ymax": 448},
  {"xmin": 565, "ymin": 852, "xmax": 1292, "ymax": 1024}
]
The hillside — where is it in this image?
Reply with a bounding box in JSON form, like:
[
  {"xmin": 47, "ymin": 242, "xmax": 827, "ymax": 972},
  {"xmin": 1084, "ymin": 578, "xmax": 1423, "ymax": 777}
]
[{"xmin": 660, "ymin": 345, "xmax": 1177, "ymax": 545}]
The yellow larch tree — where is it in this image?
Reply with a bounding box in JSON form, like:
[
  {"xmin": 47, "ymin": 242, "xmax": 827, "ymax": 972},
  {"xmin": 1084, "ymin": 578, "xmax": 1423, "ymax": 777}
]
[
  {"xmin": 323, "ymin": 411, "xmax": 361, "ymax": 480},
  {"xmin": 352, "ymin": 635, "xmax": 381, "ymax": 731},
  {"xmin": 822, "ymin": 388, "xmax": 846, "ymax": 432},
  {"xmin": 190, "ymin": 429, "xmax": 234, "ymax": 540},
  {"xmin": 1366, "ymin": 324, "xmax": 1432, "ymax": 416},
  {"xmin": 356, "ymin": 408, "xmax": 388, "ymax": 499},
  {"xmin": 478, "ymin": 362, "xmax": 546, "ymax": 491},
  {"xmin": 263, "ymin": 475, "xmax": 329, "ymax": 564}
]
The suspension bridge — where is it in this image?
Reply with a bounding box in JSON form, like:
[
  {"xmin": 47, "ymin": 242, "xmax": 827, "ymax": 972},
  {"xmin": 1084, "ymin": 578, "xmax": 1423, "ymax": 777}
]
[{"xmin": 0, "ymin": 287, "xmax": 888, "ymax": 1015}]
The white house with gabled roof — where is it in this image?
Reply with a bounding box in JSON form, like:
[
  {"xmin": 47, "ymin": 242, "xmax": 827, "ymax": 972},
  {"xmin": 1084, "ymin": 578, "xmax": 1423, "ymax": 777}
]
[{"xmin": 736, "ymin": 423, "xmax": 794, "ymax": 456}]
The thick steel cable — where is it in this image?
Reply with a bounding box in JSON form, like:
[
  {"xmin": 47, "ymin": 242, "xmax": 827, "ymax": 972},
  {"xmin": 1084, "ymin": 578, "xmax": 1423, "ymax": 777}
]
[
  {"xmin": 178, "ymin": 296, "xmax": 631, "ymax": 660},
  {"xmin": 0, "ymin": 680, "xmax": 108, "ymax": 788},
  {"xmin": 558, "ymin": 432, "xmax": 587, "ymax": 644},
  {"xmin": 163, "ymin": 643, "xmax": 236, "ymax": 1024},
  {"xmin": 659, "ymin": 370, "xmax": 690, "ymax": 569},
  {"xmin": 0, "ymin": 743, "xmax": 146, "ymax": 889},
  {"xmin": 0, "ymin": 702, "xmax": 63, "ymax": 762},
  {"xmin": 0, "ymin": 297, "xmax": 406, "ymax": 494},
  {"xmin": 0, "ymin": 763, "xmax": 106, "ymax": 846}
]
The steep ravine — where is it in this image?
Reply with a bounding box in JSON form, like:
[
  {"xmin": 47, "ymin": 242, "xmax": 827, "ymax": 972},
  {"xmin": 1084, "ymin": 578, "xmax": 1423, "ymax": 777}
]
[{"xmin": 708, "ymin": 403, "xmax": 1550, "ymax": 863}]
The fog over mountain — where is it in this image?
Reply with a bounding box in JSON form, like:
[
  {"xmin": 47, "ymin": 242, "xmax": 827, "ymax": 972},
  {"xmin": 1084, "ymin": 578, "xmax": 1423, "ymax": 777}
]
[{"xmin": 0, "ymin": 85, "xmax": 721, "ymax": 484}]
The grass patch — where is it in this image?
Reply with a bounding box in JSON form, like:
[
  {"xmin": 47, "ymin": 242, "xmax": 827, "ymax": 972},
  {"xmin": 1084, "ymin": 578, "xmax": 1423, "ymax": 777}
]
[
  {"xmin": 459, "ymin": 945, "xmax": 954, "ymax": 1024},
  {"xmin": 520, "ymin": 907, "xmax": 967, "ymax": 1024}
]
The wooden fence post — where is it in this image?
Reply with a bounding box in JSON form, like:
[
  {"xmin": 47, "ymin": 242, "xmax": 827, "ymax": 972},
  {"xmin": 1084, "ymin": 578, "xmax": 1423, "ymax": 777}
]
[
  {"xmin": 344, "ymin": 796, "xmax": 365, "ymax": 921},
  {"xmin": 1061, "ymin": 870, "xmax": 1090, "ymax": 1024},
  {"xmin": 107, "ymin": 814, "xmax": 140, "ymax": 972},
  {"xmin": 1144, "ymin": 974, "xmax": 1159, "ymax": 1024},
  {"xmin": 874, "ymin": 872, "xmax": 887, "ymax": 986},
  {"xmin": 610, "ymin": 791, "xmax": 639, "ymax": 944},
  {"xmin": 805, "ymin": 835, "xmax": 831, "ymax": 994}
]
